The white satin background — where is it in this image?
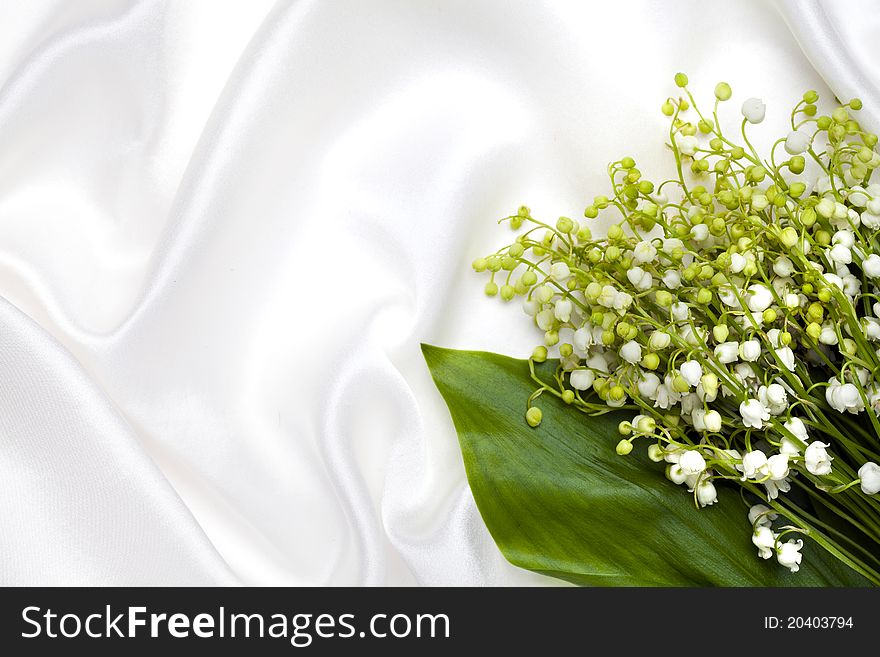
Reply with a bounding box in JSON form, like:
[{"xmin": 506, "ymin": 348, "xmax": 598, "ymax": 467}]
[{"xmin": 0, "ymin": 0, "xmax": 863, "ymax": 585}]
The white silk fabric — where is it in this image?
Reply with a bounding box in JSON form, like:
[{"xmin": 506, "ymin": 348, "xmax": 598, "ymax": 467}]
[{"xmin": 0, "ymin": 0, "xmax": 851, "ymax": 584}]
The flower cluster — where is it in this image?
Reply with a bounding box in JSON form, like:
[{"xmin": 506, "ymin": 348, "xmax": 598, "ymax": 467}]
[{"xmin": 474, "ymin": 74, "xmax": 880, "ymax": 582}]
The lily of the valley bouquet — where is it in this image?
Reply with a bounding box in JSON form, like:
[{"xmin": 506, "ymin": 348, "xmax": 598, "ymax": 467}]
[{"xmin": 424, "ymin": 74, "xmax": 880, "ymax": 586}]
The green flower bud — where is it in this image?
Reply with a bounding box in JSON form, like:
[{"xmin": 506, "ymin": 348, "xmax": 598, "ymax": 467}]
[
  {"xmin": 713, "ymin": 324, "xmax": 730, "ymax": 342},
  {"xmin": 485, "ymin": 281, "xmax": 498, "ymax": 296},
  {"xmin": 818, "ymin": 289, "xmax": 831, "ymax": 303},
  {"xmin": 674, "ymin": 72, "xmax": 689, "ymax": 87},
  {"xmin": 607, "ymin": 224, "xmax": 625, "ymax": 240},
  {"xmin": 620, "ymin": 156, "xmax": 636, "ymax": 169},
  {"xmin": 817, "ymin": 115, "xmax": 832, "ymax": 130},
  {"xmin": 500, "ymin": 284, "xmax": 515, "ymax": 301},
  {"xmin": 609, "ymin": 385, "xmax": 626, "ymax": 402},
  {"xmin": 779, "ymin": 227, "xmax": 799, "ymax": 248},
  {"xmin": 700, "ymin": 373, "xmax": 719, "ymax": 397},
  {"xmin": 815, "ymin": 230, "xmax": 831, "ymax": 246},
  {"xmin": 789, "ymin": 182, "xmax": 806, "ymax": 198},
  {"xmin": 850, "ymin": 98, "xmax": 863, "ymax": 110},
  {"xmin": 655, "ymin": 290, "xmax": 673, "ymax": 307},
  {"xmin": 762, "ymin": 308, "xmax": 777, "ymax": 323},
  {"xmin": 714, "ymin": 82, "xmax": 732, "ymax": 101},
  {"xmin": 556, "ymin": 216, "xmax": 574, "ymax": 233},
  {"xmin": 616, "ymin": 439, "xmax": 633, "ymax": 456},
  {"xmin": 559, "ymin": 343, "xmax": 573, "ymax": 358},
  {"xmin": 696, "ymin": 288, "xmax": 713, "ymax": 305},
  {"xmin": 605, "ymin": 245, "xmax": 620, "ymax": 262},
  {"xmin": 641, "ymin": 353, "xmax": 660, "ymax": 370},
  {"xmin": 807, "ymin": 302, "xmax": 824, "ymax": 322},
  {"xmin": 562, "ymin": 389, "xmax": 575, "ymax": 405},
  {"xmin": 803, "ymin": 90, "xmax": 819, "ymax": 104},
  {"xmin": 779, "ymin": 331, "xmax": 792, "ymax": 346},
  {"xmin": 800, "ymin": 206, "xmax": 816, "ymax": 226},
  {"xmin": 532, "ymin": 346, "xmax": 548, "ymax": 362},
  {"xmin": 789, "ymin": 155, "xmax": 806, "ymax": 174},
  {"xmin": 472, "ymin": 257, "xmax": 488, "ymax": 272},
  {"xmin": 672, "ymin": 375, "xmax": 690, "ymax": 393},
  {"xmin": 526, "ymin": 407, "xmax": 543, "ymax": 427},
  {"xmin": 576, "ymin": 225, "xmax": 593, "ymax": 242},
  {"xmin": 731, "ymin": 146, "xmax": 745, "ymax": 160},
  {"xmin": 832, "ymin": 107, "xmax": 849, "ymax": 123},
  {"xmin": 522, "ymin": 270, "xmax": 538, "ymax": 286},
  {"xmin": 842, "ymin": 338, "xmax": 857, "ymax": 356},
  {"xmin": 711, "ymin": 272, "xmax": 728, "ymax": 287},
  {"xmin": 601, "ymin": 330, "xmax": 615, "ymax": 346},
  {"xmin": 601, "ymin": 313, "xmax": 616, "ymax": 331},
  {"xmin": 487, "ymin": 256, "xmax": 502, "ymax": 272},
  {"xmin": 661, "ymin": 101, "xmax": 674, "ymax": 116},
  {"xmin": 545, "ymin": 330, "xmax": 560, "ymax": 346},
  {"xmin": 637, "ymin": 417, "xmax": 656, "ymax": 433},
  {"xmin": 501, "ymin": 256, "xmax": 517, "ymax": 270},
  {"xmin": 584, "ymin": 205, "xmax": 599, "ymax": 218}
]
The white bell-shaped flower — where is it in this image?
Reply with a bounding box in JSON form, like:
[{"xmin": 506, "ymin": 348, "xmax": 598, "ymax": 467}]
[
  {"xmin": 679, "ymin": 450, "xmax": 707, "ymax": 476},
  {"xmin": 752, "ymin": 526, "xmax": 776, "ymax": 559},
  {"xmin": 679, "ymin": 360, "xmax": 703, "ymax": 387},
  {"xmin": 784, "ymin": 129, "xmax": 810, "ymax": 154},
  {"xmin": 714, "ymin": 341, "xmax": 739, "ymax": 364},
  {"xmin": 549, "ymin": 261, "xmax": 570, "ymax": 281},
  {"xmin": 804, "ymin": 441, "xmax": 833, "ymax": 475},
  {"xmin": 554, "ymin": 298, "xmax": 573, "ymax": 322},
  {"xmin": 741, "ymin": 449, "xmax": 769, "ymax": 478},
  {"xmin": 741, "ymin": 97, "xmax": 766, "ymax": 123},
  {"xmin": 619, "ymin": 340, "xmax": 642, "ymax": 365},
  {"xmin": 696, "ymin": 480, "xmax": 718, "ymax": 507},
  {"xmin": 776, "ymin": 539, "xmax": 804, "ymax": 573},
  {"xmin": 858, "ymin": 462, "xmax": 880, "ymax": 495},
  {"xmin": 739, "ymin": 340, "xmax": 761, "ymax": 362},
  {"xmin": 569, "ymin": 369, "xmax": 595, "ymax": 391},
  {"xmin": 746, "ymin": 284, "xmax": 773, "ymax": 312},
  {"xmin": 748, "ymin": 504, "xmax": 777, "ymax": 527},
  {"xmin": 632, "ymin": 240, "xmax": 657, "ymax": 264}
]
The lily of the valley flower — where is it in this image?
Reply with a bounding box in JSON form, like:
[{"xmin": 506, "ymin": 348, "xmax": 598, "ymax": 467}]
[
  {"xmin": 858, "ymin": 462, "xmax": 880, "ymax": 494},
  {"xmin": 752, "ymin": 526, "xmax": 776, "ymax": 559},
  {"xmin": 740, "ymin": 400, "xmax": 770, "ymax": 429},
  {"xmin": 740, "ymin": 449, "xmax": 769, "ymax": 479},
  {"xmin": 805, "ymin": 442, "xmax": 833, "ymax": 475},
  {"xmin": 776, "ymin": 539, "xmax": 804, "ymax": 573},
  {"xmin": 742, "ymin": 97, "xmax": 766, "ymax": 123}
]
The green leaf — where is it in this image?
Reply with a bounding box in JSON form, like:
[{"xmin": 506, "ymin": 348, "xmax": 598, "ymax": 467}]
[{"xmin": 422, "ymin": 344, "xmax": 870, "ymax": 586}]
